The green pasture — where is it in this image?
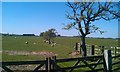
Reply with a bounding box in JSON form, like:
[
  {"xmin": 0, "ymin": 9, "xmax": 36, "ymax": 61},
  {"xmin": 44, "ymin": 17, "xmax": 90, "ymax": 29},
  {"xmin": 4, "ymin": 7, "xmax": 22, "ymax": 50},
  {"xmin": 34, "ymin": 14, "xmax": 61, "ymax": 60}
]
[{"xmin": 2, "ymin": 36, "xmax": 119, "ymax": 61}]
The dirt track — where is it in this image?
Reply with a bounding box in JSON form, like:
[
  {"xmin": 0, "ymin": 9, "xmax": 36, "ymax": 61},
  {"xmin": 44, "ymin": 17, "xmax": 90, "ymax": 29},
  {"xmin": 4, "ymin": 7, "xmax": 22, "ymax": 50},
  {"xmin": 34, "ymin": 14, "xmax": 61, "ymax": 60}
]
[{"xmin": 3, "ymin": 50, "xmax": 56, "ymax": 57}]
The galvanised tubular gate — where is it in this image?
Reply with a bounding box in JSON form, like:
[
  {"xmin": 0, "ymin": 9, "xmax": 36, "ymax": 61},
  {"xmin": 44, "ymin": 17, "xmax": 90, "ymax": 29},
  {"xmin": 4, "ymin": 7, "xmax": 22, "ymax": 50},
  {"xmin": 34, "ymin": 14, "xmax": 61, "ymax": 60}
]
[{"xmin": 0, "ymin": 50, "xmax": 120, "ymax": 72}]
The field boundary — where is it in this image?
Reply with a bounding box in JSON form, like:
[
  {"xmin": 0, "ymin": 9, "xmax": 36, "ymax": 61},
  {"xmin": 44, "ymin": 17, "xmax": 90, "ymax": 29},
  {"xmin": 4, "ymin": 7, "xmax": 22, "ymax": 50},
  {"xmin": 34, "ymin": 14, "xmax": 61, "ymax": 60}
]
[
  {"xmin": 1, "ymin": 50, "xmax": 120, "ymax": 72},
  {"xmin": 74, "ymin": 43, "xmax": 120, "ymax": 56}
]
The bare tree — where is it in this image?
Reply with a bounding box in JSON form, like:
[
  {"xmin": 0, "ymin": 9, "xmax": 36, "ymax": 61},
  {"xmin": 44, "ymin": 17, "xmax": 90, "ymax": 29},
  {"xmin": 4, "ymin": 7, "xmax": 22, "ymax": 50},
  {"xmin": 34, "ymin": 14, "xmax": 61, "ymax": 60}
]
[{"xmin": 64, "ymin": 1, "xmax": 120, "ymax": 57}]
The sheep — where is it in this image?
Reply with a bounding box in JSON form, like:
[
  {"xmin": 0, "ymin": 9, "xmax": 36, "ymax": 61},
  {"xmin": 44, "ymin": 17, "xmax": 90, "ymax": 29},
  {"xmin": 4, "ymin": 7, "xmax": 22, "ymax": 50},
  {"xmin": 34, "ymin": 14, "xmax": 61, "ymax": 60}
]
[
  {"xmin": 54, "ymin": 43, "xmax": 56, "ymax": 45},
  {"xmin": 46, "ymin": 41, "xmax": 49, "ymax": 43},
  {"xmin": 43, "ymin": 40, "xmax": 46, "ymax": 42},
  {"xmin": 51, "ymin": 44, "xmax": 54, "ymax": 47},
  {"xmin": 25, "ymin": 41, "xmax": 28, "ymax": 44},
  {"xmin": 33, "ymin": 42, "xmax": 36, "ymax": 44},
  {"xmin": 51, "ymin": 43, "xmax": 57, "ymax": 47}
]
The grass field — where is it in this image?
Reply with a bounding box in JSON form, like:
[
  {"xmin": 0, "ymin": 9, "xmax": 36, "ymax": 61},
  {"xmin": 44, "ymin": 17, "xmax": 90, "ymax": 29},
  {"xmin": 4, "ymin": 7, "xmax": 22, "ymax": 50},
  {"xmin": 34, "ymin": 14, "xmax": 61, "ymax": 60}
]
[
  {"xmin": 1, "ymin": 36, "xmax": 120, "ymax": 72},
  {"xmin": 2, "ymin": 36, "xmax": 119, "ymax": 61}
]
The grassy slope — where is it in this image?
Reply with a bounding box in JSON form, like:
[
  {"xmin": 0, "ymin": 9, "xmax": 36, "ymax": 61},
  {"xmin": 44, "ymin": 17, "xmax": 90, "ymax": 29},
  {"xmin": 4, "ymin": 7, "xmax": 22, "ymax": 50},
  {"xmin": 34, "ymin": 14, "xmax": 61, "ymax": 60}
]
[{"xmin": 2, "ymin": 36, "xmax": 118, "ymax": 61}]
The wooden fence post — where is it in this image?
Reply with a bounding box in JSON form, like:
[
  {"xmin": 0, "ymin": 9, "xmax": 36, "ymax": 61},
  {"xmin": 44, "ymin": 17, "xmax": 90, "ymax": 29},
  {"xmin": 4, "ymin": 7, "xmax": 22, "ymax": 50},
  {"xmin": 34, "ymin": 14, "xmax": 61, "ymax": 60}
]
[
  {"xmin": 48, "ymin": 57, "xmax": 51, "ymax": 72},
  {"xmin": 101, "ymin": 46, "xmax": 104, "ymax": 53},
  {"xmin": 91, "ymin": 45, "xmax": 95, "ymax": 55},
  {"xmin": 52, "ymin": 56, "xmax": 56, "ymax": 70},
  {"xmin": 45, "ymin": 57, "xmax": 51, "ymax": 72},
  {"xmin": 45, "ymin": 57, "xmax": 48, "ymax": 72},
  {"xmin": 103, "ymin": 50, "xmax": 112, "ymax": 72},
  {"xmin": 75, "ymin": 43, "xmax": 78, "ymax": 51},
  {"xmin": 80, "ymin": 43, "xmax": 82, "ymax": 54},
  {"xmin": 114, "ymin": 47, "xmax": 116, "ymax": 56}
]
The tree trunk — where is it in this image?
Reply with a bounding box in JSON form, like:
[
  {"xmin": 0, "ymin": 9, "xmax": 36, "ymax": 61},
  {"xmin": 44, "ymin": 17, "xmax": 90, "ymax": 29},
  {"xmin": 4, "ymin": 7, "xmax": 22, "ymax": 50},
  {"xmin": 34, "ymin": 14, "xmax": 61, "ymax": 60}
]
[{"xmin": 80, "ymin": 36, "xmax": 87, "ymax": 57}]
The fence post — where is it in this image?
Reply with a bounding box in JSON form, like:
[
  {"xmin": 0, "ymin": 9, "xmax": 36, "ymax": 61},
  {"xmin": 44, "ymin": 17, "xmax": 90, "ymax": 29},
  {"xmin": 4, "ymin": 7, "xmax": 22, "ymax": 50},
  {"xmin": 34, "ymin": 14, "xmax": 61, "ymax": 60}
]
[
  {"xmin": 101, "ymin": 46, "xmax": 104, "ymax": 53},
  {"xmin": 114, "ymin": 47, "xmax": 116, "ymax": 56},
  {"xmin": 45, "ymin": 57, "xmax": 48, "ymax": 72},
  {"xmin": 103, "ymin": 50, "xmax": 112, "ymax": 72},
  {"xmin": 48, "ymin": 57, "xmax": 51, "ymax": 72},
  {"xmin": 45, "ymin": 57, "xmax": 52, "ymax": 72},
  {"xmin": 91, "ymin": 45, "xmax": 95, "ymax": 55},
  {"xmin": 75, "ymin": 43, "xmax": 78, "ymax": 51},
  {"xmin": 80, "ymin": 43, "xmax": 82, "ymax": 54},
  {"xmin": 52, "ymin": 56, "xmax": 56, "ymax": 70}
]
